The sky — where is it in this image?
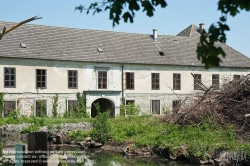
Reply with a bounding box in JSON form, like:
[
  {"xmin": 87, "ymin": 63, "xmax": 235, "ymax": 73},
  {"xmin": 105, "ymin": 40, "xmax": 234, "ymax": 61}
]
[{"xmin": 1, "ymin": 0, "xmax": 250, "ymax": 57}]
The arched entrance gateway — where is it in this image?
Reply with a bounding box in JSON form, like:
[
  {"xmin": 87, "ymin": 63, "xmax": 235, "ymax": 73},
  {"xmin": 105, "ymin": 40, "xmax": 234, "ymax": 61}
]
[{"xmin": 91, "ymin": 98, "xmax": 115, "ymax": 118}]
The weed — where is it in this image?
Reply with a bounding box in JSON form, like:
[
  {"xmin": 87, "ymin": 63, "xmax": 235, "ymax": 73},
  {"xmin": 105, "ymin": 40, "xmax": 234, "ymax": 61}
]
[
  {"xmin": 52, "ymin": 94, "xmax": 58, "ymax": 117},
  {"xmin": 120, "ymin": 103, "xmax": 141, "ymax": 116},
  {"xmin": 0, "ymin": 93, "xmax": 4, "ymax": 118}
]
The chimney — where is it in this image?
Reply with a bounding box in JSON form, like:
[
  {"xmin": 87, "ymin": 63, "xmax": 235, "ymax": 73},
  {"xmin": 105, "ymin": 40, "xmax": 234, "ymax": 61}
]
[
  {"xmin": 199, "ymin": 23, "xmax": 205, "ymax": 33},
  {"xmin": 153, "ymin": 29, "xmax": 157, "ymax": 41}
]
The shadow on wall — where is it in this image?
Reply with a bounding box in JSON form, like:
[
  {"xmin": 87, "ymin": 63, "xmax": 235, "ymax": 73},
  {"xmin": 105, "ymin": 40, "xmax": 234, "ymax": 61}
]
[{"xmin": 91, "ymin": 98, "xmax": 114, "ymax": 118}]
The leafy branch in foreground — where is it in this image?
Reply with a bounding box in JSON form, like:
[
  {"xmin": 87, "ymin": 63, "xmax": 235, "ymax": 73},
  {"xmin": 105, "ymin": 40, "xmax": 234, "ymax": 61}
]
[{"xmin": 75, "ymin": 0, "xmax": 167, "ymax": 27}]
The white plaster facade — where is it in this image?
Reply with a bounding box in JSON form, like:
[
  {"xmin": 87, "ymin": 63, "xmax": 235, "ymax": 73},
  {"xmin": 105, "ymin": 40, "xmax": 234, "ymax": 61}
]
[{"xmin": 0, "ymin": 57, "xmax": 249, "ymax": 117}]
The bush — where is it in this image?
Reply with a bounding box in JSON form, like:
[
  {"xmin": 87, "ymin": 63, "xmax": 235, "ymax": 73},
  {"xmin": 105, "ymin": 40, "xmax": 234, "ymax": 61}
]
[{"xmin": 120, "ymin": 103, "xmax": 141, "ymax": 116}]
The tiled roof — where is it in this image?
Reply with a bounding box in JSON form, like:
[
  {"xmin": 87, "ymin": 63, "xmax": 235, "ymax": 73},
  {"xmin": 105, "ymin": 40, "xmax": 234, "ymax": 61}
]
[{"xmin": 0, "ymin": 21, "xmax": 249, "ymax": 68}]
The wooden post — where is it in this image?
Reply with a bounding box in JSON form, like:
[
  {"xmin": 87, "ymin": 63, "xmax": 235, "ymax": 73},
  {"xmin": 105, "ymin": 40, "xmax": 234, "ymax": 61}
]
[{"xmin": 24, "ymin": 132, "xmax": 47, "ymax": 166}]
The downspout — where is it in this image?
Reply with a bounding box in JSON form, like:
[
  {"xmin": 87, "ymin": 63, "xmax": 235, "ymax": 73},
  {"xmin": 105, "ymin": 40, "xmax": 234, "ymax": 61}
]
[{"xmin": 122, "ymin": 63, "xmax": 124, "ymax": 105}]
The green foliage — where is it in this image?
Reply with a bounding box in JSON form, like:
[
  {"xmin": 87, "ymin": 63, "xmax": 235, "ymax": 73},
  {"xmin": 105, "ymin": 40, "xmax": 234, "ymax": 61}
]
[
  {"xmin": 68, "ymin": 129, "xmax": 93, "ymax": 141},
  {"xmin": 75, "ymin": 0, "xmax": 167, "ymax": 27},
  {"xmin": 108, "ymin": 116, "xmax": 250, "ymax": 160},
  {"xmin": 52, "ymin": 94, "xmax": 58, "ymax": 117},
  {"xmin": 76, "ymin": 92, "xmax": 89, "ymax": 118},
  {"xmin": 120, "ymin": 103, "xmax": 141, "ymax": 116},
  {"xmin": 36, "ymin": 100, "xmax": 47, "ymax": 117},
  {"xmin": 0, "ymin": 93, "xmax": 4, "ymax": 118},
  {"xmin": 91, "ymin": 102, "xmax": 111, "ymax": 143},
  {"xmin": 21, "ymin": 118, "xmax": 46, "ymax": 134},
  {"xmin": 6, "ymin": 110, "xmax": 20, "ymax": 119}
]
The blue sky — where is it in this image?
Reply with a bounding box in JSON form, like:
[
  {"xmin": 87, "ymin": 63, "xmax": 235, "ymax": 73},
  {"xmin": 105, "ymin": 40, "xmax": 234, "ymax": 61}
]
[{"xmin": 1, "ymin": 0, "xmax": 250, "ymax": 57}]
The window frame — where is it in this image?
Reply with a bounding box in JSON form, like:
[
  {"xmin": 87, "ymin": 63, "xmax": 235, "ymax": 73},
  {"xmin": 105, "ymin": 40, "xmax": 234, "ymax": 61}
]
[
  {"xmin": 233, "ymin": 75, "xmax": 240, "ymax": 80},
  {"xmin": 4, "ymin": 67, "xmax": 16, "ymax": 88},
  {"xmin": 35, "ymin": 100, "xmax": 47, "ymax": 117},
  {"xmin": 98, "ymin": 71, "xmax": 108, "ymax": 89},
  {"xmin": 172, "ymin": 100, "xmax": 181, "ymax": 112},
  {"xmin": 194, "ymin": 74, "xmax": 202, "ymax": 90},
  {"xmin": 173, "ymin": 73, "xmax": 181, "ymax": 90},
  {"xmin": 151, "ymin": 73, "xmax": 160, "ymax": 90},
  {"xmin": 4, "ymin": 101, "xmax": 16, "ymax": 117},
  {"xmin": 126, "ymin": 72, "xmax": 134, "ymax": 90},
  {"xmin": 36, "ymin": 69, "xmax": 47, "ymax": 89},
  {"xmin": 212, "ymin": 74, "xmax": 219, "ymax": 90},
  {"xmin": 68, "ymin": 70, "xmax": 78, "ymax": 89},
  {"xmin": 151, "ymin": 100, "xmax": 160, "ymax": 114},
  {"xmin": 68, "ymin": 100, "xmax": 78, "ymax": 113}
]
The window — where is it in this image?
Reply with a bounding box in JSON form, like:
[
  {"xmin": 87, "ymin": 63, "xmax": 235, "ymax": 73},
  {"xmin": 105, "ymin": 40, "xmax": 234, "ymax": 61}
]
[
  {"xmin": 36, "ymin": 69, "xmax": 46, "ymax": 88},
  {"xmin": 68, "ymin": 70, "xmax": 78, "ymax": 89},
  {"xmin": 172, "ymin": 100, "xmax": 181, "ymax": 112},
  {"xmin": 68, "ymin": 100, "xmax": 78, "ymax": 112},
  {"xmin": 234, "ymin": 75, "xmax": 240, "ymax": 80},
  {"xmin": 4, "ymin": 101, "xmax": 16, "ymax": 117},
  {"xmin": 36, "ymin": 100, "xmax": 47, "ymax": 117},
  {"xmin": 194, "ymin": 74, "xmax": 202, "ymax": 90},
  {"xmin": 152, "ymin": 100, "xmax": 160, "ymax": 114},
  {"xmin": 212, "ymin": 74, "xmax": 219, "ymax": 89},
  {"xmin": 4, "ymin": 68, "xmax": 15, "ymax": 88},
  {"xmin": 173, "ymin": 73, "xmax": 181, "ymax": 90},
  {"xmin": 126, "ymin": 72, "xmax": 134, "ymax": 90},
  {"xmin": 98, "ymin": 71, "xmax": 107, "ymax": 89},
  {"xmin": 126, "ymin": 100, "xmax": 135, "ymax": 105},
  {"xmin": 152, "ymin": 73, "xmax": 160, "ymax": 90}
]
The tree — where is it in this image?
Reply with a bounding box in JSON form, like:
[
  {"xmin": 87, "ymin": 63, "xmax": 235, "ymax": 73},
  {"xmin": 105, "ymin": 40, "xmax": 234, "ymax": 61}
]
[
  {"xmin": 0, "ymin": 16, "xmax": 42, "ymax": 40},
  {"xmin": 75, "ymin": 0, "xmax": 250, "ymax": 68}
]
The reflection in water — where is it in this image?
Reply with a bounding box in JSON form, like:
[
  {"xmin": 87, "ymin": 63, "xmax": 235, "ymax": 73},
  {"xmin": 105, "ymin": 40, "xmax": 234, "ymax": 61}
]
[{"xmin": 2, "ymin": 144, "xmax": 192, "ymax": 166}]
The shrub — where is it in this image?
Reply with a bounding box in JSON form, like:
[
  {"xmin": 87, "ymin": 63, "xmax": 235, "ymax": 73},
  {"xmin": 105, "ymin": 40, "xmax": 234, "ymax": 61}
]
[{"xmin": 120, "ymin": 103, "xmax": 141, "ymax": 116}]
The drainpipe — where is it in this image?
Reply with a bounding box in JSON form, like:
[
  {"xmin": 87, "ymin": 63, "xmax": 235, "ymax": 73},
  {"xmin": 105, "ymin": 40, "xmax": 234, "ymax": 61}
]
[{"xmin": 122, "ymin": 63, "xmax": 124, "ymax": 105}]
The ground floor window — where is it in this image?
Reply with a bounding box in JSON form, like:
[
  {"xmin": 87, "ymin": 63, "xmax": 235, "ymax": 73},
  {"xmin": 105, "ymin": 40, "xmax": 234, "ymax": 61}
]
[
  {"xmin": 36, "ymin": 100, "xmax": 47, "ymax": 117},
  {"xmin": 68, "ymin": 100, "xmax": 78, "ymax": 113},
  {"xmin": 172, "ymin": 100, "xmax": 181, "ymax": 112},
  {"xmin": 152, "ymin": 100, "xmax": 160, "ymax": 114},
  {"xmin": 4, "ymin": 101, "xmax": 16, "ymax": 117}
]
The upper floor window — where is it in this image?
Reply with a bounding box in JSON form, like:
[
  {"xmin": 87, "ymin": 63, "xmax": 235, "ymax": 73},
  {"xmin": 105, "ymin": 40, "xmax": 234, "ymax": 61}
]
[
  {"xmin": 68, "ymin": 70, "xmax": 78, "ymax": 89},
  {"xmin": 194, "ymin": 74, "xmax": 202, "ymax": 90},
  {"xmin": 4, "ymin": 68, "xmax": 16, "ymax": 88},
  {"xmin": 173, "ymin": 73, "xmax": 181, "ymax": 90},
  {"xmin": 4, "ymin": 101, "xmax": 16, "ymax": 117},
  {"xmin": 212, "ymin": 74, "xmax": 219, "ymax": 89},
  {"xmin": 152, "ymin": 73, "xmax": 160, "ymax": 90},
  {"xmin": 36, "ymin": 69, "xmax": 46, "ymax": 88},
  {"xmin": 126, "ymin": 72, "xmax": 134, "ymax": 90},
  {"xmin": 233, "ymin": 75, "xmax": 240, "ymax": 80},
  {"xmin": 98, "ymin": 71, "xmax": 107, "ymax": 89}
]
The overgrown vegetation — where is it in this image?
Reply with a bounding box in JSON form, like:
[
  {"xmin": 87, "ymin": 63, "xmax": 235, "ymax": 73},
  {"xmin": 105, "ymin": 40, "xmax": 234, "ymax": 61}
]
[
  {"xmin": 36, "ymin": 100, "xmax": 47, "ymax": 117},
  {"xmin": 120, "ymin": 103, "xmax": 141, "ymax": 116},
  {"xmin": 76, "ymin": 92, "xmax": 89, "ymax": 118},
  {"xmin": 0, "ymin": 93, "xmax": 4, "ymax": 118},
  {"xmin": 52, "ymin": 94, "xmax": 58, "ymax": 117},
  {"xmin": 91, "ymin": 102, "xmax": 111, "ymax": 143}
]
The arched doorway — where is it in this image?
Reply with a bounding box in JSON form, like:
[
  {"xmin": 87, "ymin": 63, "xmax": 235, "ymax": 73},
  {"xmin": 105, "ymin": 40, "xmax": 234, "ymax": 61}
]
[{"xmin": 91, "ymin": 98, "xmax": 114, "ymax": 118}]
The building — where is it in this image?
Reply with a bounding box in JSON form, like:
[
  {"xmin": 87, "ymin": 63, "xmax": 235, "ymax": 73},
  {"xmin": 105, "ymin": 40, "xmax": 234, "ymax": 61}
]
[{"xmin": 0, "ymin": 21, "xmax": 249, "ymax": 117}]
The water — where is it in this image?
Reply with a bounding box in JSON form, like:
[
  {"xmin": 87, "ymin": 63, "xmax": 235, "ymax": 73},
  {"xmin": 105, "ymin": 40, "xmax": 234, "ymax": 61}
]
[{"xmin": 2, "ymin": 144, "xmax": 193, "ymax": 166}]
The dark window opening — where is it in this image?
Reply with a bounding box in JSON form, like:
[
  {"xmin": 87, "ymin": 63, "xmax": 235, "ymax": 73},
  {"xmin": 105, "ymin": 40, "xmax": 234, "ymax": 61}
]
[
  {"xmin": 36, "ymin": 69, "xmax": 46, "ymax": 88},
  {"xmin": 4, "ymin": 101, "xmax": 16, "ymax": 117},
  {"xmin": 212, "ymin": 74, "xmax": 219, "ymax": 90},
  {"xmin": 36, "ymin": 100, "xmax": 47, "ymax": 117},
  {"xmin": 152, "ymin": 73, "xmax": 160, "ymax": 90},
  {"xmin": 126, "ymin": 72, "xmax": 134, "ymax": 90},
  {"xmin": 152, "ymin": 100, "xmax": 160, "ymax": 114},
  {"xmin": 98, "ymin": 71, "xmax": 107, "ymax": 89},
  {"xmin": 126, "ymin": 100, "xmax": 135, "ymax": 106},
  {"xmin": 194, "ymin": 74, "xmax": 202, "ymax": 90},
  {"xmin": 68, "ymin": 70, "xmax": 78, "ymax": 89},
  {"xmin": 172, "ymin": 100, "xmax": 181, "ymax": 112},
  {"xmin": 234, "ymin": 75, "xmax": 240, "ymax": 80},
  {"xmin": 4, "ymin": 68, "xmax": 16, "ymax": 88},
  {"xmin": 159, "ymin": 52, "xmax": 164, "ymax": 56},
  {"xmin": 173, "ymin": 73, "xmax": 181, "ymax": 90},
  {"xmin": 68, "ymin": 100, "xmax": 78, "ymax": 113}
]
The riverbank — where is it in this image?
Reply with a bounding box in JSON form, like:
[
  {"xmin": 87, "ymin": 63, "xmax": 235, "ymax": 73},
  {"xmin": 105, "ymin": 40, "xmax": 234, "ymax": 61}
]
[{"xmin": 1, "ymin": 115, "xmax": 250, "ymax": 165}]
